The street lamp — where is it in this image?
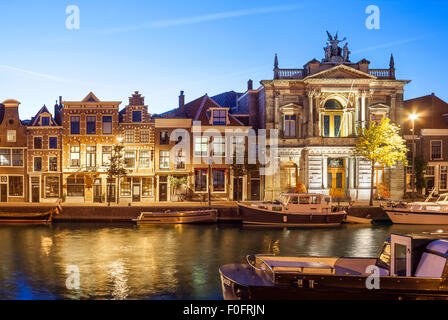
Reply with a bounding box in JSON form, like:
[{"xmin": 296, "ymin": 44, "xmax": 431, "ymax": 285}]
[{"xmin": 409, "ymin": 114, "xmax": 418, "ymax": 202}]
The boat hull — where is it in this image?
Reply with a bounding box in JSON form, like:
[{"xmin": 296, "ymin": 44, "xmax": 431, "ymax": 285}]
[
  {"xmin": 134, "ymin": 210, "xmax": 217, "ymax": 224},
  {"xmin": 239, "ymin": 204, "xmax": 345, "ymax": 227},
  {"xmin": 0, "ymin": 211, "xmax": 54, "ymax": 224},
  {"xmin": 219, "ymin": 264, "xmax": 448, "ymax": 300},
  {"xmin": 385, "ymin": 208, "xmax": 448, "ymax": 225}
]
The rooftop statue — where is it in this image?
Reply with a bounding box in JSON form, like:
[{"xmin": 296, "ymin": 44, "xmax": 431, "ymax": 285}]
[{"xmin": 323, "ymin": 31, "xmax": 350, "ymax": 63}]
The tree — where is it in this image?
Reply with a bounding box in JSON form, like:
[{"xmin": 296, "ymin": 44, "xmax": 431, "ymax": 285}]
[
  {"xmin": 415, "ymin": 158, "xmax": 427, "ymax": 194},
  {"xmin": 106, "ymin": 145, "xmax": 128, "ymax": 206},
  {"xmin": 168, "ymin": 176, "xmax": 188, "ymax": 201},
  {"xmin": 355, "ymin": 119, "xmax": 408, "ymax": 206}
]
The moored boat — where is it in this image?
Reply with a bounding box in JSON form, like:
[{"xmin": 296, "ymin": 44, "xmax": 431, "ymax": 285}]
[
  {"xmin": 0, "ymin": 209, "xmax": 56, "ymax": 224},
  {"xmin": 133, "ymin": 209, "xmax": 217, "ymax": 224},
  {"xmin": 385, "ymin": 193, "xmax": 448, "ymax": 225},
  {"xmin": 219, "ymin": 232, "xmax": 448, "ymax": 300},
  {"xmin": 239, "ymin": 193, "xmax": 346, "ymax": 227}
]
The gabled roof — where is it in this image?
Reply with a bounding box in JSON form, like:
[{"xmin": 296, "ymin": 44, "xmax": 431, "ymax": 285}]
[
  {"xmin": 29, "ymin": 105, "xmax": 58, "ymax": 126},
  {"xmin": 211, "ymin": 91, "xmax": 243, "ymax": 109},
  {"xmin": 82, "ymin": 92, "xmax": 101, "ymax": 102},
  {"xmin": 304, "ymin": 64, "xmax": 376, "ymax": 80}
]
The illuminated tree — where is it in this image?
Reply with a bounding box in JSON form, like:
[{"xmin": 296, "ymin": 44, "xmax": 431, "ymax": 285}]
[
  {"xmin": 106, "ymin": 145, "xmax": 128, "ymax": 206},
  {"xmin": 355, "ymin": 119, "xmax": 408, "ymax": 206}
]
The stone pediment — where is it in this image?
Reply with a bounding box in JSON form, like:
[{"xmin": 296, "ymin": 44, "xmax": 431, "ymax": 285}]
[{"xmin": 304, "ymin": 64, "xmax": 376, "ymax": 81}]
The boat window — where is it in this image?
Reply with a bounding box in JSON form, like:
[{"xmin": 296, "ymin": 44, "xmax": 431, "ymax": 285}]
[
  {"xmin": 272, "ymin": 206, "xmax": 282, "ymax": 212},
  {"xmin": 394, "ymin": 243, "xmax": 407, "ymax": 277},
  {"xmin": 377, "ymin": 242, "xmax": 391, "ymax": 269},
  {"xmin": 310, "ymin": 196, "xmax": 320, "ymax": 205},
  {"xmin": 324, "ymin": 197, "xmax": 331, "ymax": 205},
  {"xmin": 290, "ymin": 196, "xmax": 298, "ymax": 204},
  {"xmin": 299, "ymin": 197, "xmax": 310, "ymax": 204}
]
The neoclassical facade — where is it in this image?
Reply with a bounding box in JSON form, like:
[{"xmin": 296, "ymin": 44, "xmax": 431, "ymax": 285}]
[{"xmin": 262, "ymin": 33, "xmax": 410, "ymax": 201}]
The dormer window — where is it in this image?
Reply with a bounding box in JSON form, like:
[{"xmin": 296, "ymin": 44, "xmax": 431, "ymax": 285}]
[
  {"xmin": 41, "ymin": 116, "xmax": 50, "ymax": 126},
  {"xmin": 212, "ymin": 110, "xmax": 227, "ymax": 125},
  {"xmin": 7, "ymin": 130, "xmax": 16, "ymax": 142},
  {"xmin": 132, "ymin": 111, "xmax": 142, "ymax": 122}
]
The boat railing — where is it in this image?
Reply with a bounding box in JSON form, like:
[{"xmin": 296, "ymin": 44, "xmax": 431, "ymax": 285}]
[{"xmin": 247, "ymin": 255, "xmax": 276, "ymax": 282}]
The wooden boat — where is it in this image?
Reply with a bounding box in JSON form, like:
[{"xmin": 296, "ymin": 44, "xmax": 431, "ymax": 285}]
[
  {"xmin": 219, "ymin": 232, "xmax": 448, "ymax": 300},
  {"xmin": 239, "ymin": 193, "xmax": 346, "ymax": 227},
  {"xmin": 0, "ymin": 209, "xmax": 56, "ymax": 224},
  {"xmin": 344, "ymin": 214, "xmax": 372, "ymax": 224},
  {"xmin": 133, "ymin": 209, "xmax": 217, "ymax": 224},
  {"xmin": 384, "ymin": 193, "xmax": 448, "ymax": 225}
]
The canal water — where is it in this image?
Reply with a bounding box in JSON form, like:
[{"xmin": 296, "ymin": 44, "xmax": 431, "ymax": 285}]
[{"xmin": 0, "ymin": 223, "xmax": 445, "ymax": 300}]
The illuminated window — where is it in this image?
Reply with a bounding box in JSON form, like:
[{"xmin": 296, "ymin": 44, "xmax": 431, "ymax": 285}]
[
  {"xmin": 49, "ymin": 157, "xmax": 58, "ymax": 172},
  {"xmin": 45, "ymin": 177, "xmax": 59, "ymax": 198},
  {"xmin": 213, "ymin": 137, "xmax": 226, "ymax": 156},
  {"xmin": 125, "ymin": 131, "xmax": 135, "ymax": 143},
  {"xmin": 86, "ymin": 146, "xmax": 96, "ymax": 168},
  {"xmin": 142, "ymin": 178, "xmax": 153, "ymax": 197},
  {"xmin": 7, "ymin": 130, "xmax": 16, "ymax": 142},
  {"xmin": 139, "ymin": 151, "xmax": 151, "ymax": 168},
  {"xmin": 9, "ymin": 176, "xmax": 23, "ymax": 197},
  {"xmin": 440, "ymin": 166, "xmax": 448, "ymax": 190},
  {"xmin": 70, "ymin": 146, "xmax": 80, "ymax": 167},
  {"xmin": 194, "ymin": 137, "xmax": 209, "ymax": 157},
  {"xmin": 140, "ymin": 131, "xmax": 150, "ymax": 143},
  {"xmin": 124, "ymin": 151, "xmax": 136, "ymax": 168},
  {"xmin": 159, "ymin": 151, "xmax": 170, "ymax": 169}
]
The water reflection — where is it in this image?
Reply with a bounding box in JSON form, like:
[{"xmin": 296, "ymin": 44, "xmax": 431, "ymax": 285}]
[{"xmin": 0, "ymin": 223, "xmax": 445, "ymax": 300}]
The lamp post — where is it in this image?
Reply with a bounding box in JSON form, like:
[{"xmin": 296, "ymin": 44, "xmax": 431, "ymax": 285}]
[{"xmin": 409, "ymin": 114, "xmax": 418, "ymax": 202}]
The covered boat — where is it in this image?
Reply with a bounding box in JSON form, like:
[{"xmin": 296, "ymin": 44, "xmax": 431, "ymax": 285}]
[
  {"xmin": 219, "ymin": 233, "xmax": 448, "ymax": 300},
  {"xmin": 385, "ymin": 193, "xmax": 448, "ymax": 225},
  {"xmin": 239, "ymin": 193, "xmax": 346, "ymax": 227},
  {"xmin": 133, "ymin": 209, "xmax": 217, "ymax": 224}
]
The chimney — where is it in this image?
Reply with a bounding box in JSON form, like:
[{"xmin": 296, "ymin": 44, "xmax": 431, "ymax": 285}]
[
  {"xmin": 247, "ymin": 79, "xmax": 253, "ymax": 91},
  {"xmin": 179, "ymin": 91, "xmax": 185, "ymax": 112}
]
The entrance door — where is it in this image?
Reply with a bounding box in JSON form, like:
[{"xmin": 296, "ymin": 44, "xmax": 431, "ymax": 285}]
[
  {"xmin": 106, "ymin": 183, "xmax": 116, "ymax": 203},
  {"xmin": 0, "ymin": 184, "xmax": 7, "ymax": 202},
  {"xmin": 94, "ymin": 179, "xmax": 102, "ymax": 203},
  {"xmin": 31, "ymin": 177, "xmax": 40, "ymax": 203},
  {"xmin": 327, "ymin": 158, "xmax": 345, "ymax": 199},
  {"xmin": 233, "ymin": 178, "xmax": 243, "ymax": 201},
  {"xmin": 250, "ymin": 179, "xmax": 260, "ymax": 201},
  {"xmin": 159, "ymin": 177, "xmax": 168, "ymax": 202},
  {"xmin": 132, "ymin": 178, "xmax": 141, "ymax": 202}
]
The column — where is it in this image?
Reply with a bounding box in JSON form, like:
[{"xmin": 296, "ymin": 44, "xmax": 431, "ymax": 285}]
[
  {"xmin": 322, "ymin": 155, "xmax": 328, "ymax": 190},
  {"xmin": 355, "ymin": 94, "xmax": 360, "ymax": 135},
  {"xmin": 361, "ymin": 92, "xmax": 366, "ymax": 128},
  {"xmin": 308, "ymin": 93, "xmax": 314, "ymax": 137},
  {"xmin": 349, "ymin": 157, "xmax": 355, "ymax": 189}
]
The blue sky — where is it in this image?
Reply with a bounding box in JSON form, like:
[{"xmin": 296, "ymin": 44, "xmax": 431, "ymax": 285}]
[{"xmin": 0, "ymin": 0, "xmax": 447, "ymax": 119}]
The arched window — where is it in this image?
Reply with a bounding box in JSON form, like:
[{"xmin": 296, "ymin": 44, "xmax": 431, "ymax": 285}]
[{"xmin": 322, "ymin": 99, "xmax": 344, "ymax": 137}]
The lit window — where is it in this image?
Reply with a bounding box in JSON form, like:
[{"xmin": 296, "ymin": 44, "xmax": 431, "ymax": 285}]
[
  {"xmin": 102, "ymin": 146, "xmax": 112, "ymax": 166},
  {"xmin": 0, "ymin": 149, "xmax": 11, "ymax": 166},
  {"xmin": 120, "ymin": 177, "xmax": 132, "ymax": 197},
  {"xmin": 124, "ymin": 151, "xmax": 136, "ymax": 168},
  {"xmin": 441, "ymin": 166, "xmax": 448, "ymax": 190},
  {"xmin": 213, "ymin": 137, "xmax": 226, "ymax": 156},
  {"xmin": 70, "ymin": 146, "xmax": 80, "ymax": 167},
  {"xmin": 49, "ymin": 157, "xmax": 58, "ymax": 172},
  {"xmin": 45, "ymin": 176, "xmax": 59, "ymax": 198},
  {"xmin": 194, "ymin": 137, "xmax": 209, "ymax": 157},
  {"xmin": 159, "ymin": 151, "xmax": 170, "ymax": 169},
  {"xmin": 139, "ymin": 151, "xmax": 151, "ymax": 168},
  {"xmin": 102, "ymin": 116, "xmax": 113, "ymax": 135},
  {"xmin": 175, "ymin": 149, "xmax": 186, "ymax": 169},
  {"xmin": 142, "ymin": 178, "xmax": 153, "ymax": 197},
  {"xmin": 140, "ymin": 131, "xmax": 150, "ymax": 143},
  {"xmin": 125, "ymin": 131, "xmax": 135, "ymax": 143},
  {"xmin": 86, "ymin": 146, "xmax": 96, "ymax": 168},
  {"xmin": 7, "ymin": 130, "xmax": 16, "ymax": 142},
  {"xmin": 9, "ymin": 176, "xmax": 23, "ymax": 197}
]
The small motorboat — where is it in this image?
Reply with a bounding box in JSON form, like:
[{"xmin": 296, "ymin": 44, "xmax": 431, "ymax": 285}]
[
  {"xmin": 219, "ymin": 232, "xmax": 448, "ymax": 300},
  {"xmin": 385, "ymin": 192, "xmax": 448, "ymax": 225},
  {"xmin": 0, "ymin": 209, "xmax": 56, "ymax": 224},
  {"xmin": 133, "ymin": 209, "xmax": 218, "ymax": 224},
  {"xmin": 239, "ymin": 193, "xmax": 346, "ymax": 227}
]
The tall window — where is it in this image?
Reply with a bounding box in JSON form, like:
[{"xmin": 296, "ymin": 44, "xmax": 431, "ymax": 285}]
[
  {"xmin": 142, "ymin": 178, "xmax": 153, "ymax": 197},
  {"xmin": 140, "ymin": 131, "xmax": 150, "ymax": 143},
  {"xmin": 441, "ymin": 166, "xmax": 448, "ymax": 190},
  {"xmin": 49, "ymin": 137, "xmax": 58, "ymax": 149},
  {"xmin": 132, "ymin": 111, "xmax": 142, "ymax": 122},
  {"xmin": 213, "ymin": 137, "xmax": 226, "ymax": 156},
  {"xmin": 102, "ymin": 146, "xmax": 112, "ymax": 166},
  {"xmin": 160, "ymin": 131, "xmax": 170, "ymax": 145},
  {"xmin": 45, "ymin": 177, "xmax": 59, "ymax": 198},
  {"xmin": 7, "ymin": 130, "xmax": 16, "ymax": 142},
  {"xmin": 124, "ymin": 151, "xmax": 136, "ymax": 168},
  {"xmin": 282, "ymin": 164, "xmax": 297, "ymax": 189},
  {"xmin": 159, "ymin": 151, "xmax": 170, "ymax": 169},
  {"xmin": 102, "ymin": 116, "xmax": 113, "ymax": 134},
  {"xmin": 86, "ymin": 116, "xmax": 96, "ymax": 134},
  {"xmin": 284, "ymin": 115, "xmax": 296, "ymax": 137},
  {"xmin": 9, "ymin": 176, "xmax": 23, "ymax": 197},
  {"xmin": 70, "ymin": 146, "xmax": 80, "ymax": 167},
  {"xmin": 0, "ymin": 149, "xmax": 11, "ymax": 166},
  {"xmin": 70, "ymin": 116, "xmax": 80, "ymax": 135},
  {"xmin": 139, "ymin": 150, "xmax": 151, "ymax": 168},
  {"xmin": 194, "ymin": 137, "xmax": 209, "ymax": 157},
  {"xmin": 12, "ymin": 150, "xmax": 23, "ymax": 166},
  {"xmin": 213, "ymin": 169, "xmax": 226, "ymax": 192},
  {"xmin": 125, "ymin": 131, "xmax": 135, "ymax": 143},
  {"xmin": 34, "ymin": 137, "xmax": 42, "ymax": 149},
  {"xmin": 213, "ymin": 110, "xmax": 227, "ymax": 125},
  {"xmin": 175, "ymin": 149, "xmax": 186, "ymax": 169},
  {"xmin": 49, "ymin": 157, "xmax": 58, "ymax": 172},
  {"xmin": 67, "ymin": 177, "xmax": 84, "ymax": 197},
  {"xmin": 120, "ymin": 177, "xmax": 132, "ymax": 197},
  {"xmin": 195, "ymin": 169, "xmax": 208, "ymax": 192},
  {"xmin": 431, "ymin": 140, "xmax": 442, "ymax": 160},
  {"xmin": 322, "ymin": 99, "xmax": 343, "ymax": 137},
  {"xmin": 86, "ymin": 146, "xmax": 96, "ymax": 168},
  {"xmin": 34, "ymin": 157, "xmax": 42, "ymax": 172}
]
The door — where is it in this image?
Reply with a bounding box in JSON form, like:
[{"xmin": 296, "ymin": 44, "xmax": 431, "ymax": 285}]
[
  {"xmin": 327, "ymin": 158, "xmax": 345, "ymax": 199},
  {"xmin": 0, "ymin": 184, "xmax": 7, "ymax": 202},
  {"xmin": 93, "ymin": 179, "xmax": 102, "ymax": 203},
  {"xmin": 233, "ymin": 178, "xmax": 243, "ymax": 201},
  {"xmin": 106, "ymin": 182, "xmax": 116, "ymax": 203},
  {"xmin": 250, "ymin": 179, "xmax": 260, "ymax": 201},
  {"xmin": 31, "ymin": 177, "xmax": 40, "ymax": 203},
  {"xmin": 391, "ymin": 234, "xmax": 412, "ymax": 277},
  {"xmin": 132, "ymin": 178, "xmax": 141, "ymax": 202},
  {"xmin": 159, "ymin": 176, "xmax": 168, "ymax": 202}
]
